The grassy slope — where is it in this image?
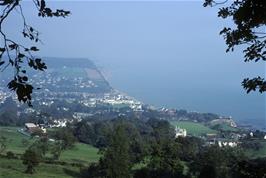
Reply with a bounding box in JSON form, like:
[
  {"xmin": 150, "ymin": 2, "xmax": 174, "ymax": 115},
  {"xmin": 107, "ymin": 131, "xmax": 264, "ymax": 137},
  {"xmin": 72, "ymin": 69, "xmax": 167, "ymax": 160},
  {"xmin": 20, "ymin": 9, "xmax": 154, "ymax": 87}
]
[
  {"xmin": 0, "ymin": 127, "xmax": 100, "ymax": 164},
  {"xmin": 61, "ymin": 143, "xmax": 100, "ymax": 164},
  {"xmin": 0, "ymin": 127, "xmax": 34, "ymax": 154},
  {"xmin": 217, "ymin": 124, "xmax": 239, "ymax": 132},
  {"xmin": 0, "ymin": 157, "xmax": 80, "ymax": 178},
  {"xmin": 170, "ymin": 121, "xmax": 217, "ymax": 136},
  {"xmin": 0, "ymin": 126, "xmax": 101, "ymax": 178},
  {"xmin": 210, "ymin": 123, "xmax": 240, "ymax": 132}
]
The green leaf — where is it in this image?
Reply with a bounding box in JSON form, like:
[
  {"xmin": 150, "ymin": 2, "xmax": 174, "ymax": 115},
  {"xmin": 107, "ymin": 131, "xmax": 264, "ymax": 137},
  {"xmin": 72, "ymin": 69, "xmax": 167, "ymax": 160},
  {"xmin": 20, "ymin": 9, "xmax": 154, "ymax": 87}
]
[
  {"xmin": 22, "ymin": 76, "xmax": 28, "ymax": 81},
  {"xmin": 30, "ymin": 46, "xmax": 39, "ymax": 51},
  {"xmin": 18, "ymin": 53, "xmax": 25, "ymax": 58},
  {"xmin": 8, "ymin": 44, "xmax": 16, "ymax": 50}
]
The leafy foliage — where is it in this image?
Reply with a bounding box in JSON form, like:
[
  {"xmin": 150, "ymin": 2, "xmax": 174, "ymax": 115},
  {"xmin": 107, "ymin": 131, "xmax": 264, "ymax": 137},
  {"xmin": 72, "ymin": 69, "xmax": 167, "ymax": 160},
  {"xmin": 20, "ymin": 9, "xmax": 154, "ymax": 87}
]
[
  {"xmin": 103, "ymin": 123, "xmax": 132, "ymax": 178},
  {"xmin": 204, "ymin": 0, "xmax": 266, "ymax": 93},
  {"xmin": 0, "ymin": 0, "xmax": 70, "ymax": 106},
  {"xmin": 0, "ymin": 136, "xmax": 7, "ymax": 154},
  {"xmin": 30, "ymin": 137, "xmax": 50, "ymax": 157},
  {"xmin": 147, "ymin": 139, "xmax": 185, "ymax": 178},
  {"xmin": 53, "ymin": 127, "xmax": 76, "ymax": 150},
  {"xmin": 176, "ymin": 136, "xmax": 203, "ymax": 162},
  {"xmin": 84, "ymin": 123, "xmax": 132, "ymax": 178},
  {"xmin": 231, "ymin": 157, "xmax": 266, "ymax": 178},
  {"xmin": 6, "ymin": 151, "xmax": 16, "ymax": 159},
  {"xmin": 191, "ymin": 146, "xmax": 246, "ymax": 178},
  {"xmin": 21, "ymin": 148, "xmax": 41, "ymax": 174},
  {"xmin": 50, "ymin": 141, "xmax": 63, "ymax": 160}
]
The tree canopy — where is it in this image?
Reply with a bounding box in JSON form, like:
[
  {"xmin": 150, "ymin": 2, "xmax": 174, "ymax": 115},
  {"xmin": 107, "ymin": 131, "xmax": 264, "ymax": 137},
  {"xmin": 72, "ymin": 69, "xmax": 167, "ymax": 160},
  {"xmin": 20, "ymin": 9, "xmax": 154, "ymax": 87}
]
[
  {"xmin": 204, "ymin": 0, "xmax": 266, "ymax": 93},
  {"xmin": 0, "ymin": 0, "xmax": 70, "ymax": 106},
  {"xmin": 21, "ymin": 148, "xmax": 41, "ymax": 174}
]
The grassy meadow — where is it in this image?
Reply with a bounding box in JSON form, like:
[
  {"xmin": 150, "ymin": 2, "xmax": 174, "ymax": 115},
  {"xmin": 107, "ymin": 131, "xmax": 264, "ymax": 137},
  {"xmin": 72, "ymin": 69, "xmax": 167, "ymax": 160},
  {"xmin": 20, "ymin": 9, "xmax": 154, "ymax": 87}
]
[
  {"xmin": 170, "ymin": 121, "xmax": 217, "ymax": 136},
  {"xmin": 0, "ymin": 126, "xmax": 100, "ymax": 178},
  {"xmin": 0, "ymin": 157, "xmax": 80, "ymax": 178}
]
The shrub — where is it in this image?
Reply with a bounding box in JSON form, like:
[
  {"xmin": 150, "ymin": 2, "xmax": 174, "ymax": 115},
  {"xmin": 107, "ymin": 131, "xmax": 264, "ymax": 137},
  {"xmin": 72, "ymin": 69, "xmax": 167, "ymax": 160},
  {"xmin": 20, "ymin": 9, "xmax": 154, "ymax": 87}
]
[{"xmin": 6, "ymin": 151, "xmax": 16, "ymax": 159}]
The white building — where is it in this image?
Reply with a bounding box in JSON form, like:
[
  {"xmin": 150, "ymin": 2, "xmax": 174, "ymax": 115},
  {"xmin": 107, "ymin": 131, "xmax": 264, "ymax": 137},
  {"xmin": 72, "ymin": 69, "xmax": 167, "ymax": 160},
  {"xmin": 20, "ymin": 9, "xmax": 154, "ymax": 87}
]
[
  {"xmin": 175, "ymin": 126, "xmax": 187, "ymax": 138},
  {"xmin": 250, "ymin": 132, "xmax": 254, "ymax": 137},
  {"xmin": 218, "ymin": 141, "xmax": 237, "ymax": 147},
  {"xmin": 25, "ymin": 123, "xmax": 44, "ymax": 134}
]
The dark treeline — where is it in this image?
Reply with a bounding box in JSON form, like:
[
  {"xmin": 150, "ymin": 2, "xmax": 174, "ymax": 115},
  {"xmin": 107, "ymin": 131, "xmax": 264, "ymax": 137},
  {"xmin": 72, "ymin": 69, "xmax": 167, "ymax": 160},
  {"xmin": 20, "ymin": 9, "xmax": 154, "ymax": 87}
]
[
  {"xmin": 72, "ymin": 117, "xmax": 174, "ymax": 149},
  {"xmin": 64, "ymin": 118, "xmax": 266, "ymax": 178},
  {"xmin": 0, "ymin": 97, "xmax": 265, "ymax": 177},
  {"xmin": 1, "ymin": 112, "xmax": 266, "ymax": 177}
]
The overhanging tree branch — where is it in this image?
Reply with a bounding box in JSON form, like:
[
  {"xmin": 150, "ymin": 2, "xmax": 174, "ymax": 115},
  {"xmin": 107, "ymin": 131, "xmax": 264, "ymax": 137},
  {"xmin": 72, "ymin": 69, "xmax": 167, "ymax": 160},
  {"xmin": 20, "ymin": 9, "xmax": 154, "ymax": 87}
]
[
  {"xmin": 0, "ymin": 0, "xmax": 70, "ymax": 106},
  {"xmin": 204, "ymin": 0, "xmax": 266, "ymax": 93}
]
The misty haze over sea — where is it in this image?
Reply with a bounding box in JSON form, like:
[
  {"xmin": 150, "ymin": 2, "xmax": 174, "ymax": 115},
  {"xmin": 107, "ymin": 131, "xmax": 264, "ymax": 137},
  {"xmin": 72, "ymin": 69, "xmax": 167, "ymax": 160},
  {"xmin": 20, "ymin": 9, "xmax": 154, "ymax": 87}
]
[
  {"xmin": 109, "ymin": 72, "xmax": 266, "ymax": 130},
  {"xmin": 6, "ymin": 1, "xmax": 265, "ymax": 129}
]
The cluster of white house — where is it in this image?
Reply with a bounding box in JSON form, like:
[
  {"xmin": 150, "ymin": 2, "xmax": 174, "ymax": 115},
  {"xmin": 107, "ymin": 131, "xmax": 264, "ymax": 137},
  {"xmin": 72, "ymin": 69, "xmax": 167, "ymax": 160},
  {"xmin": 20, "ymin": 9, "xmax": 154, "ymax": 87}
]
[
  {"xmin": 24, "ymin": 119, "xmax": 73, "ymax": 134},
  {"xmin": 50, "ymin": 119, "xmax": 68, "ymax": 127},
  {"xmin": 208, "ymin": 139, "xmax": 238, "ymax": 148}
]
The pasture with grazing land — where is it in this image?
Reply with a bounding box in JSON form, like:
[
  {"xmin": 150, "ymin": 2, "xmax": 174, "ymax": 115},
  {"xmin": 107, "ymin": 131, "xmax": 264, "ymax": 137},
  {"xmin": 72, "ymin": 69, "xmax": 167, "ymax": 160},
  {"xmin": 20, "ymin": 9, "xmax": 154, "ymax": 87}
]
[
  {"xmin": 0, "ymin": 126, "xmax": 101, "ymax": 178},
  {"xmin": 0, "ymin": 157, "xmax": 80, "ymax": 178},
  {"xmin": 170, "ymin": 121, "xmax": 217, "ymax": 136}
]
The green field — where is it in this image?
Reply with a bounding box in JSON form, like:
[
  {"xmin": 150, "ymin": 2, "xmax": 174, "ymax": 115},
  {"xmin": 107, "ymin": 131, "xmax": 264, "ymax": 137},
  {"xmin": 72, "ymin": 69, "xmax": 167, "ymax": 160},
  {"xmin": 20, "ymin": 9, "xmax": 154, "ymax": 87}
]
[
  {"xmin": 0, "ymin": 157, "xmax": 80, "ymax": 178},
  {"xmin": 209, "ymin": 122, "xmax": 240, "ymax": 132},
  {"xmin": 50, "ymin": 67, "xmax": 87, "ymax": 78},
  {"xmin": 0, "ymin": 126, "xmax": 101, "ymax": 178},
  {"xmin": 61, "ymin": 143, "xmax": 100, "ymax": 164},
  {"xmin": 170, "ymin": 121, "xmax": 217, "ymax": 136},
  {"xmin": 0, "ymin": 127, "xmax": 32, "ymax": 154},
  {"xmin": 214, "ymin": 124, "xmax": 239, "ymax": 132},
  {"xmin": 0, "ymin": 127, "xmax": 100, "ymax": 164}
]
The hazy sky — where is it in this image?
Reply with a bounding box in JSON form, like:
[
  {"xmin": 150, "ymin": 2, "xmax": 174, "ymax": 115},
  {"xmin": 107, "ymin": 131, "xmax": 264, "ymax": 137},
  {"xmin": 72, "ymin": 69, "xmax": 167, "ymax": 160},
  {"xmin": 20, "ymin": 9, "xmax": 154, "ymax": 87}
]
[{"xmin": 5, "ymin": 1, "xmax": 266, "ymax": 126}]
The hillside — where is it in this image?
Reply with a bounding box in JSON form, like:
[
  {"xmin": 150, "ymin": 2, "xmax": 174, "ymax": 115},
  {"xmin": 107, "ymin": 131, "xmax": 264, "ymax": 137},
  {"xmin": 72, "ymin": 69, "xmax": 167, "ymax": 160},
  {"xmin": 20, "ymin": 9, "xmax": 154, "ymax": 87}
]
[
  {"xmin": 35, "ymin": 57, "xmax": 111, "ymax": 93},
  {"xmin": 0, "ymin": 126, "xmax": 101, "ymax": 178},
  {"xmin": 0, "ymin": 57, "xmax": 112, "ymax": 94}
]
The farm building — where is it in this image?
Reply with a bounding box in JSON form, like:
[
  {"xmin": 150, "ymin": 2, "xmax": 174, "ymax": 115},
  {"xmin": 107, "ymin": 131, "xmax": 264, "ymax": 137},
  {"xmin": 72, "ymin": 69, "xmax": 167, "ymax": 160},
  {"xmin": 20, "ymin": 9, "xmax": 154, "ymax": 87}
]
[{"xmin": 25, "ymin": 123, "xmax": 46, "ymax": 134}]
